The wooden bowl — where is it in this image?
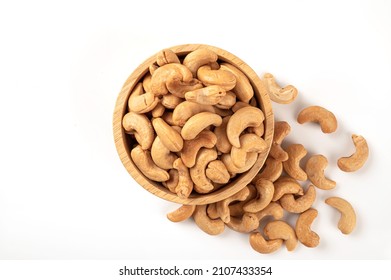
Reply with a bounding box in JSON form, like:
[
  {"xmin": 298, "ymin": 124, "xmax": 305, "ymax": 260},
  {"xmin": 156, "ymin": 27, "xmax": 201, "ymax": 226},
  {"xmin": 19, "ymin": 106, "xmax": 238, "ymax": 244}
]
[{"xmin": 113, "ymin": 44, "xmax": 274, "ymax": 205}]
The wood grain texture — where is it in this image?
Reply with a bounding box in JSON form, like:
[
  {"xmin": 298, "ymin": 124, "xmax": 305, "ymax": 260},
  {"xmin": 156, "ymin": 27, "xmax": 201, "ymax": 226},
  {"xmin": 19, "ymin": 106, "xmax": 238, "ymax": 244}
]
[{"xmin": 113, "ymin": 44, "xmax": 274, "ymax": 205}]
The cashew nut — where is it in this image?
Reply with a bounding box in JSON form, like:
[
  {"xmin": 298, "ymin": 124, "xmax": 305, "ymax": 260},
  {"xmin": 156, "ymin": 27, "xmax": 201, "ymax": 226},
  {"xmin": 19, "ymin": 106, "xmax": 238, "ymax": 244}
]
[
  {"xmin": 252, "ymin": 157, "xmax": 283, "ymax": 184},
  {"xmin": 214, "ymin": 116, "xmax": 232, "ymax": 154},
  {"xmin": 193, "ymin": 204, "xmax": 225, "ymax": 235},
  {"xmin": 206, "ymin": 160, "xmax": 230, "ymax": 184},
  {"xmin": 190, "ymin": 148, "xmax": 218, "ymax": 193},
  {"xmin": 166, "ymin": 77, "xmax": 204, "ymax": 98},
  {"xmin": 243, "ymin": 178, "xmax": 274, "ymax": 213},
  {"xmin": 181, "ymin": 112, "xmax": 222, "ymax": 140},
  {"xmin": 185, "ymin": 85, "xmax": 226, "ymax": 105},
  {"xmin": 197, "ymin": 65, "xmax": 236, "ymax": 91},
  {"xmin": 181, "ymin": 131, "xmax": 217, "ymax": 168},
  {"xmin": 295, "ymin": 208, "xmax": 320, "ymax": 247},
  {"xmin": 173, "ymin": 158, "xmax": 193, "ymax": 199},
  {"xmin": 215, "ymin": 91, "xmax": 236, "ymax": 109},
  {"xmin": 254, "ymin": 202, "xmax": 284, "ymax": 222},
  {"xmin": 325, "ymin": 196, "xmax": 356, "ymax": 234},
  {"xmin": 305, "ymin": 154, "xmax": 336, "ymax": 190},
  {"xmin": 130, "ymin": 145, "xmax": 169, "ymax": 182},
  {"xmin": 151, "ymin": 102, "xmax": 165, "ymax": 118},
  {"xmin": 213, "ymin": 107, "xmax": 233, "ymax": 117},
  {"xmin": 228, "ymin": 184, "xmax": 257, "ymax": 217},
  {"xmin": 231, "ymin": 134, "xmax": 268, "ymax": 168},
  {"xmin": 206, "ymin": 203, "xmax": 219, "ymax": 220},
  {"xmin": 216, "ymin": 186, "xmax": 250, "ymax": 223},
  {"xmin": 337, "ymin": 134, "xmax": 369, "ymax": 172},
  {"xmin": 249, "ymin": 232, "xmax": 283, "ymax": 254},
  {"xmin": 264, "ymin": 220, "xmax": 298, "ymax": 251},
  {"xmin": 220, "ymin": 63, "xmax": 254, "ymax": 103},
  {"xmin": 172, "ymin": 101, "xmax": 215, "ymax": 126},
  {"xmin": 221, "ymin": 152, "xmax": 258, "ymax": 174},
  {"xmin": 162, "ymin": 169, "xmax": 179, "ymax": 193},
  {"xmin": 122, "ymin": 112, "xmax": 154, "ymax": 150},
  {"xmin": 283, "ymin": 144, "xmax": 308, "ymax": 181},
  {"xmin": 149, "ymin": 63, "xmax": 158, "ymax": 75},
  {"xmin": 127, "ymin": 82, "xmax": 159, "ymax": 113},
  {"xmin": 262, "ymin": 73, "xmax": 298, "ymax": 104},
  {"xmin": 152, "ymin": 118, "xmax": 183, "ymax": 152},
  {"xmin": 151, "ymin": 136, "xmax": 178, "ymax": 169},
  {"xmin": 226, "ymin": 106, "xmax": 265, "ymax": 148},
  {"xmin": 156, "ymin": 49, "xmax": 180, "ymax": 66},
  {"xmin": 232, "ymin": 101, "xmax": 250, "ymax": 112},
  {"xmin": 226, "ymin": 213, "xmax": 259, "ymax": 233},
  {"xmin": 270, "ymin": 121, "xmax": 291, "ymax": 161},
  {"xmin": 161, "ymin": 94, "xmax": 183, "ymax": 109},
  {"xmin": 183, "ymin": 48, "xmax": 218, "ymax": 77},
  {"xmin": 272, "ymin": 176, "xmax": 304, "ymax": 201},
  {"xmin": 279, "ymin": 185, "xmax": 316, "ymax": 213},
  {"xmin": 167, "ymin": 204, "xmax": 196, "ymax": 223},
  {"xmin": 297, "ymin": 105, "xmax": 337, "ymax": 133},
  {"xmin": 248, "ymin": 123, "xmax": 264, "ymax": 137},
  {"xmin": 142, "ymin": 73, "xmax": 152, "ymax": 92},
  {"xmin": 162, "ymin": 111, "xmax": 175, "ymax": 126}
]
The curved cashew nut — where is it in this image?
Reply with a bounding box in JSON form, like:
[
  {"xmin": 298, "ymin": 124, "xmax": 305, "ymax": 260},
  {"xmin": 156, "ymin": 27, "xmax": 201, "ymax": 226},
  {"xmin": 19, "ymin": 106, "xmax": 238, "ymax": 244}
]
[
  {"xmin": 162, "ymin": 169, "xmax": 179, "ymax": 193},
  {"xmin": 161, "ymin": 94, "xmax": 183, "ymax": 109},
  {"xmin": 248, "ymin": 123, "xmax": 264, "ymax": 137},
  {"xmin": 183, "ymin": 48, "xmax": 218, "ymax": 77},
  {"xmin": 181, "ymin": 131, "xmax": 217, "ymax": 168},
  {"xmin": 162, "ymin": 111, "xmax": 175, "ymax": 126},
  {"xmin": 250, "ymin": 232, "xmax": 283, "ymax": 254},
  {"xmin": 130, "ymin": 145, "xmax": 169, "ymax": 182},
  {"xmin": 128, "ymin": 83, "xmax": 159, "ymax": 113},
  {"xmin": 216, "ymin": 187, "xmax": 250, "ymax": 223},
  {"xmin": 122, "ymin": 112, "xmax": 154, "ymax": 150},
  {"xmin": 264, "ymin": 220, "xmax": 298, "ymax": 251},
  {"xmin": 197, "ymin": 65, "xmax": 236, "ymax": 91},
  {"xmin": 167, "ymin": 204, "xmax": 196, "ymax": 223},
  {"xmin": 228, "ymin": 184, "xmax": 257, "ymax": 217},
  {"xmin": 181, "ymin": 112, "xmax": 222, "ymax": 140},
  {"xmin": 215, "ymin": 91, "xmax": 236, "ymax": 109},
  {"xmin": 166, "ymin": 77, "xmax": 203, "ymax": 98},
  {"xmin": 151, "ymin": 102, "xmax": 165, "ymax": 118},
  {"xmin": 252, "ymin": 157, "xmax": 283, "ymax": 184},
  {"xmin": 206, "ymin": 203, "xmax": 219, "ymax": 220},
  {"xmin": 272, "ymin": 176, "xmax": 304, "ymax": 201},
  {"xmin": 149, "ymin": 63, "xmax": 158, "ymax": 75},
  {"xmin": 142, "ymin": 73, "xmax": 152, "ymax": 92},
  {"xmin": 214, "ymin": 116, "xmax": 232, "ymax": 154},
  {"xmin": 150, "ymin": 63, "xmax": 193, "ymax": 96},
  {"xmin": 254, "ymin": 202, "xmax": 284, "ymax": 222},
  {"xmin": 227, "ymin": 107, "xmax": 265, "ymax": 148},
  {"xmin": 231, "ymin": 134, "xmax": 268, "ymax": 168},
  {"xmin": 279, "ymin": 185, "xmax": 316, "ymax": 213},
  {"xmin": 173, "ymin": 158, "xmax": 193, "ymax": 199},
  {"xmin": 152, "ymin": 118, "xmax": 183, "ymax": 152},
  {"xmin": 226, "ymin": 213, "xmax": 259, "ymax": 233},
  {"xmin": 325, "ymin": 196, "xmax": 356, "ymax": 234},
  {"xmin": 193, "ymin": 204, "xmax": 225, "ymax": 235},
  {"xmin": 172, "ymin": 101, "xmax": 215, "ymax": 126},
  {"xmin": 243, "ymin": 178, "xmax": 274, "ymax": 213},
  {"xmin": 221, "ymin": 152, "xmax": 258, "ymax": 174},
  {"xmin": 232, "ymin": 101, "xmax": 250, "ymax": 112},
  {"xmin": 283, "ymin": 144, "xmax": 308, "ymax": 181},
  {"xmin": 305, "ymin": 154, "xmax": 336, "ymax": 190},
  {"xmin": 270, "ymin": 121, "xmax": 291, "ymax": 161},
  {"xmin": 295, "ymin": 208, "xmax": 320, "ymax": 247},
  {"xmin": 262, "ymin": 73, "xmax": 298, "ymax": 104},
  {"xmin": 185, "ymin": 85, "xmax": 226, "ymax": 105},
  {"xmin": 151, "ymin": 136, "xmax": 178, "ymax": 169},
  {"xmin": 156, "ymin": 49, "xmax": 180, "ymax": 66},
  {"xmin": 190, "ymin": 148, "xmax": 218, "ymax": 193},
  {"xmin": 206, "ymin": 160, "xmax": 230, "ymax": 184},
  {"xmin": 338, "ymin": 134, "xmax": 369, "ymax": 172},
  {"xmin": 220, "ymin": 63, "xmax": 254, "ymax": 103},
  {"xmin": 297, "ymin": 106, "xmax": 337, "ymax": 133}
]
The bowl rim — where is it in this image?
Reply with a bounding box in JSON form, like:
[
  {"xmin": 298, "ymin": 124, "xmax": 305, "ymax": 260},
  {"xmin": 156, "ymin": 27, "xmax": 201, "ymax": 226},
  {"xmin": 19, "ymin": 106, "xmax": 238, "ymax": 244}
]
[{"xmin": 113, "ymin": 44, "xmax": 274, "ymax": 205}]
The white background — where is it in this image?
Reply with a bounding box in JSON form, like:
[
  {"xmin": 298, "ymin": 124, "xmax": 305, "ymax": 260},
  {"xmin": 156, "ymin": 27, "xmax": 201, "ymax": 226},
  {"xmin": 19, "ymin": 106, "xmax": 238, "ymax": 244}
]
[{"xmin": 0, "ymin": 0, "xmax": 390, "ymax": 260}]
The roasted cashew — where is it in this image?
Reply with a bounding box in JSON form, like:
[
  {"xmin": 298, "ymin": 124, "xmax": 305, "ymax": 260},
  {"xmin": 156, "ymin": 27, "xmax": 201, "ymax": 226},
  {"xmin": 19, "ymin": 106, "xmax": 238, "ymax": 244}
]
[
  {"xmin": 337, "ymin": 134, "xmax": 369, "ymax": 172},
  {"xmin": 142, "ymin": 73, "xmax": 152, "ymax": 92},
  {"xmin": 190, "ymin": 148, "xmax": 218, "ymax": 193},
  {"xmin": 122, "ymin": 112, "xmax": 154, "ymax": 150},
  {"xmin": 272, "ymin": 176, "xmax": 304, "ymax": 201},
  {"xmin": 325, "ymin": 196, "xmax": 356, "ymax": 234},
  {"xmin": 181, "ymin": 112, "xmax": 222, "ymax": 140},
  {"xmin": 127, "ymin": 83, "xmax": 159, "ymax": 113},
  {"xmin": 228, "ymin": 184, "xmax": 257, "ymax": 217},
  {"xmin": 183, "ymin": 48, "xmax": 218, "ymax": 77},
  {"xmin": 130, "ymin": 145, "xmax": 169, "ymax": 182},
  {"xmin": 151, "ymin": 136, "xmax": 178, "ymax": 170},
  {"xmin": 167, "ymin": 204, "xmax": 196, "ymax": 223},
  {"xmin": 252, "ymin": 157, "xmax": 283, "ymax": 184},
  {"xmin": 150, "ymin": 63, "xmax": 193, "ymax": 96},
  {"xmin": 243, "ymin": 179, "xmax": 274, "ymax": 213},
  {"xmin": 270, "ymin": 121, "xmax": 291, "ymax": 161},
  {"xmin": 156, "ymin": 49, "xmax": 180, "ymax": 66},
  {"xmin": 283, "ymin": 144, "xmax": 308, "ymax": 181},
  {"xmin": 214, "ymin": 116, "xmax": 232, "ymax": 154},
  {"xmin": 161, "ymin": 94, "xmax": 183, "ymax": 109},
  {"xmin": 254, "ymin": 202, "xmax": 284, "ymax": 222},
  {"xmin": 206, "ymin": 203, "xmax": 219, "ymax": 220},
  {"xmin": 151, "ymin": 102, "xmax": 165, "ymax": 118},
  {"xmin": 173, "ymin": 158, "xmax": 193, "ymax": 198},
  {"xmin": 206, "ymin": 160, "xmax": 230, "ymax": 184},
  {"xmin": 249, "ymin": 232, "xmax": 283, "ymax": 254},
  {"xmin": 305, "ymin": 154, "xmax": 336, "ymax": 190},
  {"xmin": 221, "ymin": 152, "xmax": 258, "ymax": 174},
  {"xmin": 227, "ymin": 107, "xmax": 265, "ymax": 148},
  {"xmin": 231, "ymin": 134, "xmax": 268, "ymax": 168},
  {"xmin": 152, "ymin": 118, "xmax": 183, "ymax": 152},
  {"xmin": 162, "ymin": 169, "xmax": 179, "ymax": 193},
  {"xmin": 215, "ymin": 91, "xmax": 236, "ymax": 109},
  {"xmin": 162, "ymin": 111, "xmax": 175, "ymax": 126},
  {"xmin": 232, "ymin": 101, "xmax": 250, "ymax": 112},
  {"xmin": 181, "ymin": 131, "xmax": 217, "ymax": 168},
  {"xmin": 264, "ymin": 220, "xmax": 298, "ymax": 251},
  {"xmin": 166, "ymin": 77, "xmax": 203, "ymax": 98},
  {"xmin": 226, "ymin": 213, "xmax": 259, "ymax": 233},
  {"xmin": 213, "ymin": 107, "xmax": 233, "ymax": 117},
  {"xmin": 279, "ymin": 185, "xmax": 316, "ymax": 213},
  {"xmin": 248, "ymin": 123, "xmax": 264, "ymax": 137},
  {"xmin": 193, "ymin": 204, "xmax": 225, "ymax": 235},
  {"xmin": 262, "ymin": 73, "xmax": 298, "ymax": 104},
  {"xmin": 185, "ymin": 85, "xmax": 226, "ymax": 105},
  {"xmin": 149, "ymin": 63, "xmax": 158, "ymax": 75},
  {"xmin": 197, "ymin": 65, "xmax": 236, "ymax": 91},
  {"xmin": 172, "ymin": 101, "xmax": 215, "ymax": 126},
  {"xmin": 295, "ymin": 208, "xmax": 320, "ymax": 247},
  {"xmin": 216, "ymin": 187, "xmax": 250, "ymax": 223},
  {"xmin": 297, "ymin": 106, "xmax": 337, "ymax": 133},
  {"xmin": 220, "ymin": 63, "xmax": 254, "ymax": 103}
]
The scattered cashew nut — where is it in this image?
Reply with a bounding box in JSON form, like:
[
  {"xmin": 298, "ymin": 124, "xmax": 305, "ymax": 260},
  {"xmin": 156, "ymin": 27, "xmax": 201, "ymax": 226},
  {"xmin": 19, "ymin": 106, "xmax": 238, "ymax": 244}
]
[
  {"xmin": 305, "ymin": 154, "xmax": 336, "ymax": 190},
  {"xmin": 252, "ymin": 157, "xmax": 283, "ymax": 184},
  {"xmin": 249, "ymin": 232, "xmax": 283, "ymax": 254},
  {"xmin": 167, "ymin": 204, "xmax": 196, "ymax": 223},
  {"xmin": 193, "ymin": 204, "xmax": 225, "ymax": 235},
  {"xmin": 262, "ymin": 73, "xmax": 298, "ymax": 104},
  {"xmin": 264, "ymin": 220, "xmax": 298, "ymax": 251},
  {"xmin": 226, "ymin": 213, "xmax": 259, "ymax": 233},
  {"xmin": 216, "ymin": 186, "xmax": 250, "ymax": 223},
  {"xmin": 254, "ymin": 202, "xmax": 284, "ymax": 222},
  {"xmin": 243, "ymin": 178, "xmax": 274, "ymax": 213},
  {"xmin": 272, "ymin": 176, "xmax": 304, "ymax": 201},
  {"xmin": 297, "ymin": 106, "xmax": 337, "ymax": 133},
  {"xmin": 279, "ymin": 185, "xmax": 316, "ymax": 213},
  {"xmin": 325, "ymin": 196, "xmax": 356, "ymax": 234},
  {"xmin": 337, "ymin": 134, "xmax": 369, "ymax": 172},
  {"xmin": 269, "ymin": 121, "xmax": 290, "ymax": 161},
  {"xmin": 295, "ymin": 208, "xmax": 320, "ymax": 247},
  {"xmin": 283, "ymin": 144, "xmax": 308, "ymax": 181}
]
